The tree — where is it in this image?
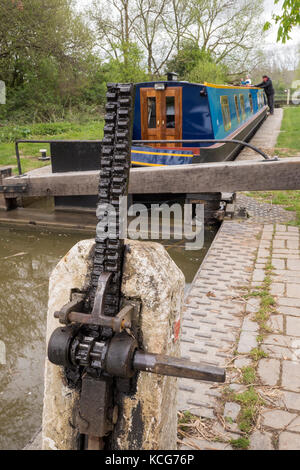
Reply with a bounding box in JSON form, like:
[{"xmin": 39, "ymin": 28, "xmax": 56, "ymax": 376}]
[
  {"xmin": 90, "ymin": 0, "xmax": 135, "ymax": 64},
  {"xmin": 166, "ymin": 40, "xmax": 214, "ymax": 79},
  {"xmin": 163, "ymin": 0, "xmax": 196, "ymax": 53},
  {"xmin": 133, "ymin": 0, "xmax": 171, "ymax": 76},
  {"xmin": 101, "ymin": 43, "xmax": 149, "ymax": 83},
  {"xmin": 90, "ymin": 0, "xmax": 176, "ymax": 77},
  {"xmin": 264, "ymin": 0, "xmax": 300, "ymax": 43},
  {"xmin": 0, "ymin": 0, "xmax": 94, "ymax": 120},
  {"xmin": 185, "ymin": 0, "xmax": 266, "ymax": 74},
  {"xmin": 166, "ymin": 40, "xmax": 228, "ymax": 85},
  {"xmin": 187, "ymin": 60, "xmax": 228, "ymax": 84},
  {"xmin": 90, "ymin": 0, "xmax": 266, "ymax": 77},
  {"xmin": 250, "ymin": 43, "xmax": 300, "ymax": 93}
]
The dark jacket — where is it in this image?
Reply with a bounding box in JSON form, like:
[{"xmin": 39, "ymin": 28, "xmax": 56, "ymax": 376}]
[{"xmin": 254, "ymin": 78, "xmax": 274, "ymax": 96}]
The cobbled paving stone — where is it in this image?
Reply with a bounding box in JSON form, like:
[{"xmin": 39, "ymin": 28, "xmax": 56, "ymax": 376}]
[
  {"xmin": 248, "ymin": 224, "xmax": 300, "ymax": 449},
  {"xmin": 236, "ymin": 194, "xmax": 296, "ymax": 225},
  {"xmin": 179, "ymin": 222, "xmax": 300, "ymax": 450},
  {"xmin": 178, "ymin": 220, "xmax": 261, "ymax": 448}
]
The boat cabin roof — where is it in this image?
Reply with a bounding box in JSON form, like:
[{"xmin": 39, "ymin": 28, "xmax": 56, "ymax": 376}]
[{"xmin": 133, "ymin": 80, "xmax": 265, "ymax": 146}]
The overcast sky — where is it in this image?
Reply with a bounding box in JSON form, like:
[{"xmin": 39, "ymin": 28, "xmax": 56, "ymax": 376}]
[
  {"xmin": 263, "ymin": 0, "xmax": 300, "ymax": 47},
  {"xmin": 75, "ymin": 0, "xmax": 300, "ymax": 49}
]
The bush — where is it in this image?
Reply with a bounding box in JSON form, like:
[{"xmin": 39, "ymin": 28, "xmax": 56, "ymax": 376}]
[
  {"xmin": 0, "ymin": 122, "xmax": 83, "ymax": 143},
  {"xmin": 187, "ymin": 60, "xmax": 228, "ymax": 85}
]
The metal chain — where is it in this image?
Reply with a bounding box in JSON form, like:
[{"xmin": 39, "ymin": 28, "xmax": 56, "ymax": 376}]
[{"xmin": 89, "ymin": 83, "xmax": 135, "ymax": 319}]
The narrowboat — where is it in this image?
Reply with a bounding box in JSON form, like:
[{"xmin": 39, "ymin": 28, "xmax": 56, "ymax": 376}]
[
  {"xmin": 48, "ymin": 78, "xmax": 267, "ymax": 212},
  {"xmin": 131, "ymin": 79, "xmax": 267, "ymax": 166}
]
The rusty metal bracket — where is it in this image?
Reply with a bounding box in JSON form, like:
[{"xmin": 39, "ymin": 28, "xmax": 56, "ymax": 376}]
[
  {"xmin": 262, "ymin": 156, "xmax": 279, "ymax": 162},
  {"xmin": 54, "ymin": 273, "xmax": 134, "ymax": 333},
  {"xmin": 90, "ymin": 272, "xmax": 113, "ymax": 323},
  {"xmin": 54, "ymin": 292, "xmax": 86, "ymax": 325},
  {"xmin": 77, "ymin": 375, "xmax": 114, "ymax": 439},
  {"xmin": 0, "ymin": 184, "xmax": 27, "ymax": 193}
]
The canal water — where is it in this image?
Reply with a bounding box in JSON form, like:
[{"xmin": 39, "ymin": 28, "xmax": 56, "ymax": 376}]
[{"xmin": 0, "ymin": 225, "xmax": 217, "ymax": 450}]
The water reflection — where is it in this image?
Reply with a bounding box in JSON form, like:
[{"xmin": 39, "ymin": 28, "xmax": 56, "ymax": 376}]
[{"xmin": 0, "ymin": 228, "xmax": 83, "ymax": 450}]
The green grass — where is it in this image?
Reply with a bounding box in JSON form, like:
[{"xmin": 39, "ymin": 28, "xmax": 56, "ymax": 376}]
[
  {"xmin": 234, "ymin": 387, "xmax": 263, "ymax": 433},
  {"xmin": 241, "ymin": 366, "xmax": 256, "ymax": 385},
  {"xmin": 249, "ymin": 347, "xmax": 268, "ymax": 361},
  {"xmin": 276, "ymin": 107, "xmax": 300, "ymax": 153},
  {"xmin": 245, "ymin": 106, "xmax": 300, "ymax": 225},
  {"xmin": 230, "ymin": 437, "xmax": 250, "ymax": 450},
  {"xmin": 223, "ymin": 386, "xmax": 263, "ymax": 435},
  {"xmin": 0, "ymin": 120, "xmax": 104, "ymax": 174}
]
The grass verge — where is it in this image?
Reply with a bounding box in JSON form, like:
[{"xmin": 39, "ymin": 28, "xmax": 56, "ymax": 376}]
[
  {"xmin": 0, "ymin": 120, "xmax": 104, "ymax": 174},
  {"xmin": 245, "ymin": 107, "xmax": 300, "ymax": 226}
]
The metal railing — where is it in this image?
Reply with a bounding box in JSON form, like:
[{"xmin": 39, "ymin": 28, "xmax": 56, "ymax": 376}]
[
  {"xmin": 132, "ymin": 139, "xmax": 270, "ymax": 160},
  {"xmin": 15, "ymin": 139, "xmax": 102, "ymax": 176}
]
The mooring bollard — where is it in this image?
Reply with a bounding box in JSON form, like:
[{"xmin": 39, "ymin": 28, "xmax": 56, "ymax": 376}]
[{"xmin": 42, "ymin": 239, "xmax": 185, "ymax": 450}]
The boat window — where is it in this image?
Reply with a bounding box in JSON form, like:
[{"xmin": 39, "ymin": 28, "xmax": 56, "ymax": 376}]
[
  {"xmin": 147, "ymin": 97, "xmax": 156, "ymax": 128},
  {"xmin": 166, "ymin": 96, "xmax": 175, "ymax": 128},
  {"xmin": 234, "ymin": 95, "xmax": 240, "ymax": 123},
  {"xmin": 249, "ymin": 93, "xmax": 253, "ymax": 113},
  {"xmin": 239, "ymin": 94, "xmax": 246, "ymax": 120},
  {"xmin": 220, "ymin": 95, "xmax": 231, "ymax": 132}
]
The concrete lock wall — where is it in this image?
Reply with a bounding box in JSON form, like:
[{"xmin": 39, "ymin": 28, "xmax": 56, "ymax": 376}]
[{"xmin": 42, "ymin": 239, "xmax": 185, "ymax": 450}]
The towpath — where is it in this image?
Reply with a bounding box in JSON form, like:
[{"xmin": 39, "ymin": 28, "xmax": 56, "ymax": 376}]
[
  {"xmin": 179, "ymin": 108, "xmax": 300, "ymax": 450},
  {"xmin": 236, "ymin": 109, "xmax": 283, "ymax": 160}
]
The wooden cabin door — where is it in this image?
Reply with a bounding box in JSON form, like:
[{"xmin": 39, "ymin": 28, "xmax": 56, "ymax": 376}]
[
  {"xmin": 162, "ymin": 88, "xmax": 182, "ymax": 148},
  {"xmin": 140, "ymin": 87, "xmax": 182, "ymax": 148}
]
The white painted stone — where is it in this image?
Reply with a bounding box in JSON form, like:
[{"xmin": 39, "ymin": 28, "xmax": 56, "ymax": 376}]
[
  {"xmin": 287, "ymin": 283, "xmax": 300, "ymax": 299},
  {"xmin": 42, "ymin": 239, "xmax": 185, "ymax": 450},
  {"xmin": 117, "ymin": 240, "xmax": 185, "ymax": 450},
  {"xmin": 272, "ymin": 259, "xmax": 285, "ymax": 270},
  {"xmin": 287, "ymin": 259, "xmax": 300, "ymax": 271},
  {"xmin": 42, "ymin": 239, "xmax": 94, "ymax": 450},
  {"xmin": 273, "ymin": 239, "xmax": 285, "ymax": 249}
]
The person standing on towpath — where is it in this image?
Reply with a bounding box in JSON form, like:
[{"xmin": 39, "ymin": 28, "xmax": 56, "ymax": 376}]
[{"xmin": 253, "ymin": 75, "xmax": 275, "ymax": 114}]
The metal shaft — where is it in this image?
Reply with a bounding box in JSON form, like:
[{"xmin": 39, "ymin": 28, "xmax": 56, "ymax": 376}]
[{"xmin": 133, "ymin": 351, "xmax": 225, "ymax": 383}]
